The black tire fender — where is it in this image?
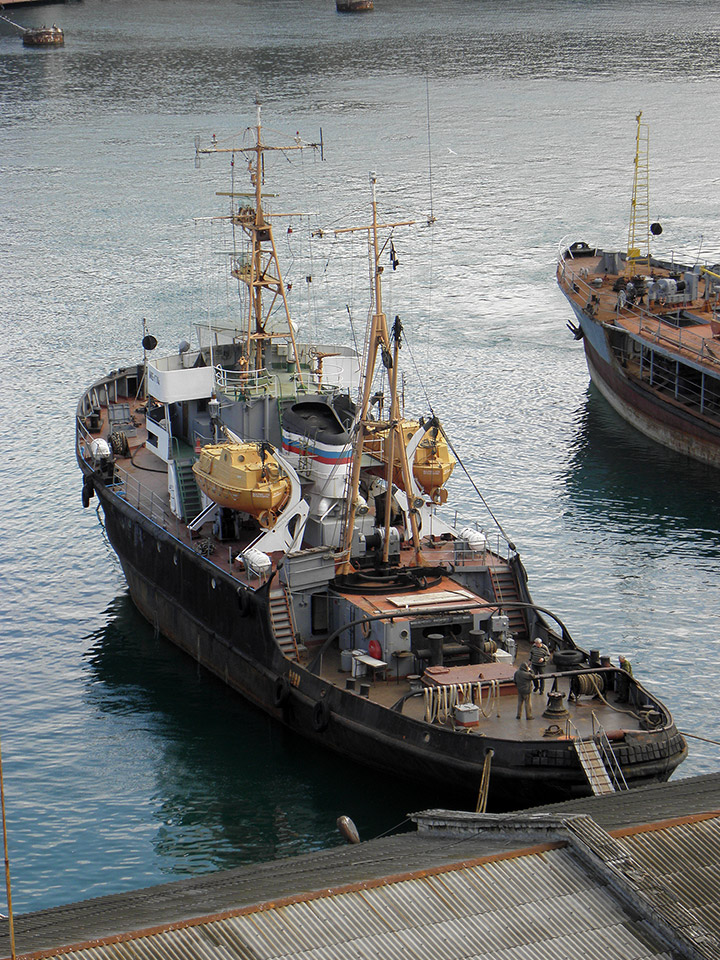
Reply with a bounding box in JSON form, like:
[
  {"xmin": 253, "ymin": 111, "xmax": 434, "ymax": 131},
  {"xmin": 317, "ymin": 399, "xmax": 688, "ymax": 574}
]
[
  {"xmin": 312, "ymin": 698, "xmax": 330, "ymax": 732},
  {"xmin": 553, "ymin": 649, "xmax": 585, "ymax": 668},
  {"xmin": 82, "ymin": 476, "xmax": 94, "ymax": 508},
  {"xmin": 237, "ymin": 588, "xmax": 254, "ymax": 617},
  {"xmin": 274, "ymin": 675, "xmax": 291, "ymax": 708}
]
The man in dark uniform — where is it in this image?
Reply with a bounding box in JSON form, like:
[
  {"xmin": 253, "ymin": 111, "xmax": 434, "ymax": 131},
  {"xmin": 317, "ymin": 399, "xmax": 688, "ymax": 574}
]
[
  {"xmin": 615, "ymin": 655, "xmax": 634, "ymax": 704},
  {"xmin": 514, "ymin": 662, "xmax": 534, "ymax": 719},
  {"xmin": 529, "ymin": 638, "xmax": 551, "ymax": 694}
]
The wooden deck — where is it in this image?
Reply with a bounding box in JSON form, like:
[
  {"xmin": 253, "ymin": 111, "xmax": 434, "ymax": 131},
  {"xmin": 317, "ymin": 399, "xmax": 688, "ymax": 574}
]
[{"xmin": 316, "ymin": 643, "xmax": 646, "ymax": 744}]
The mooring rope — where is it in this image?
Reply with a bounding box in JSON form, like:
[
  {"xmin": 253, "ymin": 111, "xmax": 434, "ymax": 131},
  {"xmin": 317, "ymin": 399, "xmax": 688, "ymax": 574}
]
[{"xmin": 423, "ymin": 681, "xmax": 500, "ymax": 724}]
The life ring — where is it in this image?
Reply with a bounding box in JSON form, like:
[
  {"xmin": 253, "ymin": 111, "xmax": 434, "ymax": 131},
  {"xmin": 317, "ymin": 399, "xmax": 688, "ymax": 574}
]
[
  {"xmin": 312, "ymin": 698, "xmax": 330, "ymax": 732},
  {"xmin": 258, "ymin": 510, "xmax": 274, "ymax": 529},
  {"xmin": 274, "ymin": 675, "xmax": 291, "ymax": 707},
  {"xmin": 361, "ymin": 619, "xmax": 371, "ymax": 638}
]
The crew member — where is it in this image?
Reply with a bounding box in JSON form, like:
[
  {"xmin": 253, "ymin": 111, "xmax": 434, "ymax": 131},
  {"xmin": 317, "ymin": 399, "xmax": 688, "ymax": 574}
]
[
  {"xmin": 529, "ymin": 638, "xmax": 551, "ymax": 694},
  {"xmin": 514, "ymin": 662, "xmax": 534, "ymax": 720},
  {"xmin": 616, "ymin": 655, "xmax": 634, "ymax": 704}
]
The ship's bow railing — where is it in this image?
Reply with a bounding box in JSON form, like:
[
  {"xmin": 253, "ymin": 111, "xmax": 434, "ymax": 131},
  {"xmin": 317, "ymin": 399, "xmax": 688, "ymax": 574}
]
[
  {"xmin": 558, "ymin": 246, "xmax": 720, "ymax": 368},
  {"xmin": 111, "ymin": 463, "xmax": 178, "ymax": 530}
]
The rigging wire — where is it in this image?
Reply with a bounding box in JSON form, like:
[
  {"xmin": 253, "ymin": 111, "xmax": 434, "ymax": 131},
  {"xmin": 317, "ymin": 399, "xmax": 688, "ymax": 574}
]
[
  {"xmin": 425, "ymin": 75, "xmax": 435, "ymax": 227},
  {"xmin": 401, "ymin": 326, "xmax": 514, "ymax": 547}
]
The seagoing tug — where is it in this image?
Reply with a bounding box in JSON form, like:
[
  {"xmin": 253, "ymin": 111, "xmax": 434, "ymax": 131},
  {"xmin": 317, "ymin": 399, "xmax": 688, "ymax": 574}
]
[{"xmin": 76, "ymin": 107, "xmax": 686, "ymax": 809}]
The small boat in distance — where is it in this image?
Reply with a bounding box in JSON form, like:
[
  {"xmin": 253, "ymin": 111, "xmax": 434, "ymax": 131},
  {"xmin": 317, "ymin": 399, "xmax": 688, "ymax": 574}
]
[
  {"xmin": 336, "ymin": 0, "xmax": 373, "ymax": 11},
  {"xmin": 23, "ymin": 24, "xmax": 64, "ymax": 45},
  {"xmin": 557, "ymin": 112, "xmax": 720, "ymax": 467},
  {"xmin": 76, "ymin": 108, "xmax": 686, "ymax": 810}
]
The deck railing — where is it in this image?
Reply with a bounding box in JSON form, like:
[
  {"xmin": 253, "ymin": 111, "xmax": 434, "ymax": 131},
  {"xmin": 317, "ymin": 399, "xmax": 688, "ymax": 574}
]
[
  {"xmin": 557, "ymin": 252, "xmax": 720, "ymax": 368},
  {"xmin": 214, "ymin": 364, "xmax": 336, "ymax": 400},
  {"xmin": 110, "ymin": 463, "xmax": 185, "ymax": 537}
]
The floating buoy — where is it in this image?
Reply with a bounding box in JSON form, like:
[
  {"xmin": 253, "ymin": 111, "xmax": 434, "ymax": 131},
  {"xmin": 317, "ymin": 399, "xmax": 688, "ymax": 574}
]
[{"xmin": 337, "ymin": 815, "xmax": 360, "ymax": 844}]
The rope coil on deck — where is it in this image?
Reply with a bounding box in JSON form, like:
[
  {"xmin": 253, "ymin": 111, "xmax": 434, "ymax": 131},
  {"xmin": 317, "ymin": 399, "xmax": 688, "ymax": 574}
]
[{"xmin": 423, "ymin": 680, "xmax": 500, "ymax": 724}]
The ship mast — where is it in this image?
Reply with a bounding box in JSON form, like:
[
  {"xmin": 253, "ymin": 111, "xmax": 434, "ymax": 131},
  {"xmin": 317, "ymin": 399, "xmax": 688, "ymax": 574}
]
[
  {"xmin": 196, "ymin": 105, "xmax": 320, "ymax": 378},
  {"xmin": 335, "ymin": 173, "xmax": 422, "ymax": 571},
  {"xmin": 626, "ymin": 110, "xmax": 651, "ymax": 278}
]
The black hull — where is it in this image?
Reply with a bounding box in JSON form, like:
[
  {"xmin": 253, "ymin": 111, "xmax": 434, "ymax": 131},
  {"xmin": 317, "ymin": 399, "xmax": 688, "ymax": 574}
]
[{"xmin": 90, "ymin": 478, "xmax": 686, "ymax": 810}]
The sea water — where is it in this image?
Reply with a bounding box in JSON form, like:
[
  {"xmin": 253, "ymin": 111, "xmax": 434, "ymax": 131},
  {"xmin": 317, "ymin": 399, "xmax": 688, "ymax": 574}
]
[{"xmin": 2, "ymin": 0, "xmax": 720, "ymax": 914}]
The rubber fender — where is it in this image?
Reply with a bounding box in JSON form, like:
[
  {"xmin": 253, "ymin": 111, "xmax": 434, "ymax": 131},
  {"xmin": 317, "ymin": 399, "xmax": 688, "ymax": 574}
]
[
  {"xmin": 312, "ymin": 698, "xmax": 331, "ymax": 732},
  {"xmin": 81, "ymin": 476, "xmax": 94, "ymax": 508},
  {"xmin": 552, "ymin": 649, "xmax": 585, "ymax": 667},
  {"xmin": 237, "ymin": 588, "xmax": 255, "ymax": 617},
  {"xmin": 337, "ymin": 815, "xmax": 360, "ymax": 844},
  {"xmin": 274, "ymin": 675, "xmax": 291, "ymax": 708}
]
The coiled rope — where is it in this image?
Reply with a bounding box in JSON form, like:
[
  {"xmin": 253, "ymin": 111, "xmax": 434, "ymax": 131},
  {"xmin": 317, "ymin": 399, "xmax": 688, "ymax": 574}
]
[{"xmin": 423, "ymin": 681, "xmax": 500, "ymax": 725}]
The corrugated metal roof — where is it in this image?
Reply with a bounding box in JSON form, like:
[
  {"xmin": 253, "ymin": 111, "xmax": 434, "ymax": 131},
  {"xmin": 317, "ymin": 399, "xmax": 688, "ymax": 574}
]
[
  {"xmin": 617, "ymin": 814, "xmax": 720, "ymax": 939},
  {"xmin": 30, "ymin": 844, "xmax": 676, "ymax": 960}
]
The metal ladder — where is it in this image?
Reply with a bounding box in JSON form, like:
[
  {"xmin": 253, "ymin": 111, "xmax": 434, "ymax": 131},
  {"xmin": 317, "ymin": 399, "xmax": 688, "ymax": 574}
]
[
  {"xmin": 569, "ymin": 714, "xmax": 628, "ymax": 796},
  {"xmin": 573, "ymin": 739, "xmax": 616, "ymax": 796},
  {"xmin": 488, "ymin": 566, "xmax": 526, "ymax": 639},
  {"xmin": 268, "ymin": 584, "xmax": 300, "ymax": 662},
  {"xmin": 175, "ymin": 460, "xmax": 203, "ymax": 522}
]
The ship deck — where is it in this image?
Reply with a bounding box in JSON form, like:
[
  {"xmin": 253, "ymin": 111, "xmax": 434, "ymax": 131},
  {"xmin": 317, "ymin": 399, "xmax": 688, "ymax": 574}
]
[
  {"xmin": 77, "ymin": 385, "xmax": 662, "ymax": 746},
  {"xmin": 77, "ymin": 394, "xmax": 515, "ymax": 588},
  {"xmin": 316, "ymin": 643, "xmax": 652, "ymax": 744},
  {"xmin": 558, "ymin": 250, "xmax": 720, "ymax": 375}
]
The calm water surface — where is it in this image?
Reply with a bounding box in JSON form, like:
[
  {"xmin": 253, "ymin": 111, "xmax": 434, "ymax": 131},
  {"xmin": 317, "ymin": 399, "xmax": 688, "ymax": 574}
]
[{"xmin": 2, "ymin": 0, "xmax": 720, "ymax": 914}]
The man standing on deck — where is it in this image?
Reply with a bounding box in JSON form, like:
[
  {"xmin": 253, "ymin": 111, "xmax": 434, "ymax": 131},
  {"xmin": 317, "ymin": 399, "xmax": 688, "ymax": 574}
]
[
  {"xmin": 514, "ymin": 662, "xmax": 534, "ymax": 719},
  {"xmin": 529, "ymin": 638, "xmax": 551, "ymax": 694},
  {"xmin": 616, "ymin": 655, "xmax": 634, "ymax": 704}
]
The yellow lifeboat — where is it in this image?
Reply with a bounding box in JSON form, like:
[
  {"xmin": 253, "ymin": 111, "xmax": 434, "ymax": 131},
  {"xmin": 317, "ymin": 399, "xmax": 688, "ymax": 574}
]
[
  {"xmin": 364, "ymin": 419, "xmax": 455, "ymax": 503},
  {"xmin": 192, "ymin": 442, "xmax": 291, "ymax": 527}
]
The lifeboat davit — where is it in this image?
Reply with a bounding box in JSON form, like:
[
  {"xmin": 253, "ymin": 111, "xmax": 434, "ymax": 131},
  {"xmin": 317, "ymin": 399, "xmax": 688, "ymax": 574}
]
[
  {"xmin": 364, "ymin": 419, "xmax": 455, "ymax": 503},
  {"xmin": 192, "ymin": 442, "xmax": 291, "ymax": 527}
]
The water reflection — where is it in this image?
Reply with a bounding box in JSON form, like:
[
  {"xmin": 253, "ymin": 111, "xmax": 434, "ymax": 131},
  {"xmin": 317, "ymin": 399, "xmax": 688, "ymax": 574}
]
[
  {"xmin": 83, "ymin": 594, "xmax": 430, "ymax": 877},
  {"xmin": 562, "ymin": 384, "xmax": 720, "ymax": 550}
]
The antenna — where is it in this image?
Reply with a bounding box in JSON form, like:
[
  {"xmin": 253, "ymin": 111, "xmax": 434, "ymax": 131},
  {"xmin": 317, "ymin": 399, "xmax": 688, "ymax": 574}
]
[
  {"xmin": 626, "ymin": 111, "xmax": 651, "ymax": 277},
  {"xmin": 425, "ymin": 76, "xmax": 436, "ymax": 225}
]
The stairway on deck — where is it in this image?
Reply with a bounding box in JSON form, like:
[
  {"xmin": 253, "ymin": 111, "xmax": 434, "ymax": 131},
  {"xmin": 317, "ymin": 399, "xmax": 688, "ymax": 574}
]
[
  {"xmin": 574, "ymin": 739, "xmax": 616, "ymax": 796},
  {"xmin": 269, "ymin": 586, "xmax": 300, "ymax": 661},
  {"xmin": 175, "ymin": 460, "xmax": 203, "ymax": 522},
  {"xmin": 488, "ymin": 566, "xmax": 527, "ymax": 639}
]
